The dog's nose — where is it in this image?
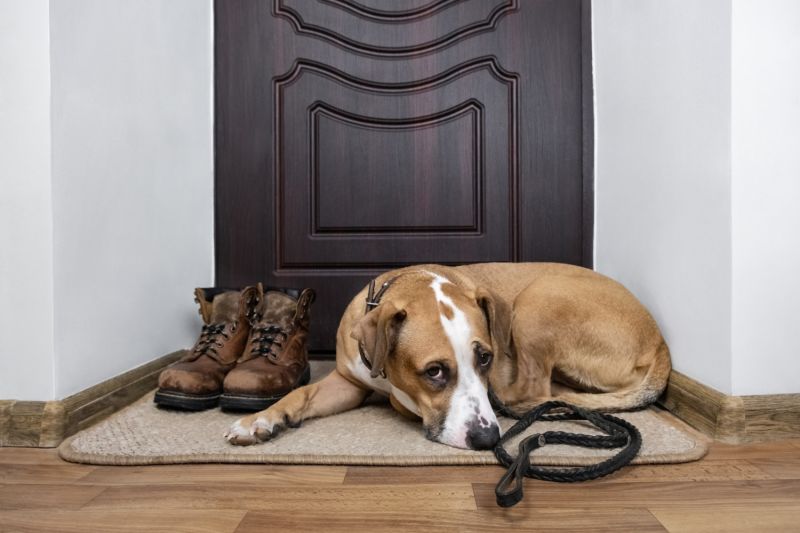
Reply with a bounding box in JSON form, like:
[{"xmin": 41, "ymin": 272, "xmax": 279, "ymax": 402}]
[{"xmin": 466, "ymin": 424, "xmax": 500, "ymax": 450}]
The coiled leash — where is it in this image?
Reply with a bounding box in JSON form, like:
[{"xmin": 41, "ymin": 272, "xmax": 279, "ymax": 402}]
[{"xmin": 489, "ymin": 392, "xmax": 642, "ymax": 508}]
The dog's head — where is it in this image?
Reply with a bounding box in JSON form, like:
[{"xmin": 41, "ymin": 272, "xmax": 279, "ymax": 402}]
[{"xmin": 351, "ymin": 272, "xmax": 510, "ymax": 450}]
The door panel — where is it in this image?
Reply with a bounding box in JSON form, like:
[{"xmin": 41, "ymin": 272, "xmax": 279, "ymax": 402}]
[
  {"xmin": 277, "ymin": 59, "xmax": 516, "ymax": 268},
  {"xmin": 215, "ymin": 0, "xmax": 592, "ymax": 352}
]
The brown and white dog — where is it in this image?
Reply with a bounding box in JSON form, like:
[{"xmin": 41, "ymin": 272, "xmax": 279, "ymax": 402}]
[{"xmin": 224, "ymin": 263, "xmax": 671, "ymax": 450}]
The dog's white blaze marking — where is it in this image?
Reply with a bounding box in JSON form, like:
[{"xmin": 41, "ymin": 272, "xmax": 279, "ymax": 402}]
[{"xmin": 428, "ymin": 273, "xmax": 498, "ymax": 448}]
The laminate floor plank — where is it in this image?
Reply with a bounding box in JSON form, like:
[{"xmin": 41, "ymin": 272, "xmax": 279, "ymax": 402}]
[
  {"xmin": 0, "ymin": 484, "xmax": 105, "ymax": 510},
  {"xmin": 0, "ymin": 448, "xmax": 65, "ymax": 465},
  {"xmin": 83, "ymin": 483, "xmax": 478, "ymax": 512},
  {"xmin": 344, "ymin": 460, "xmax": 772, "ymax": 486},
  {"xmin": 0, "ymin": 463, "xmax": 96, "ymax": 484},
  {"xmin": 744, "ymin": 456, "xmax": 800, "ymax": 479},
  {"xmin": 234, "ymin": 508, "xmax": 666, "ymax": 533},
  {"xmin": 704, "ymin": 439, "xmax": 800, "ymax": 460},
  {"xmin": 76, "ymin": 464, "xmax": 346, "ymax": 486},
  {"xmin": 472, "ymin": 479, "xmax": 800, "ymax": 509},
  {"xmin": 0, "ymin": 509, "xmax": 246, "ymax": 533},
  {"xmin": 649, "ymin": 504, "xmax": 800, "ymax": 532}
]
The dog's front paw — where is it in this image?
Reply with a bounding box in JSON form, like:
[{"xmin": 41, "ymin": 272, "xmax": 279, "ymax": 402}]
[{"xmin": 224, "ymin": 415, "xmax": 277, "ymax": 446}]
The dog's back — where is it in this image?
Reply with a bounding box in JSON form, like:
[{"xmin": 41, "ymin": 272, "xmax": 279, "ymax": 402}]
[{"xmin": 458, "ymin": 262, "xmax": 671, "ymax": 412}]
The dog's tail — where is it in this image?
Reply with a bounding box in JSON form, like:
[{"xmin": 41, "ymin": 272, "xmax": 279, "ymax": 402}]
[{"xmin": 554, "ymin": 341, "xmax": 672, "ymax": 412}]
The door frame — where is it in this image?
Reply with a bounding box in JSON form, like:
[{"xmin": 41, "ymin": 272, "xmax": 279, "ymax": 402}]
[{"xmin": 580, "ymin": 0, "xmax": 594, "ymax": 268}]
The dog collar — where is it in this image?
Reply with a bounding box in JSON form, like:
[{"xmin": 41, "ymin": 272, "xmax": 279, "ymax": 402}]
[
  {"xmin": 364, "ymin": 276, "xmax": 399, "ymax": 314},
  {"xmin": 358, "ymin": 275, "xmax": 400, "ymax": 376}
]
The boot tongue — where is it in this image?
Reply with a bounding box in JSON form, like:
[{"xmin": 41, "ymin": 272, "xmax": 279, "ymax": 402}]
[
  {"xmin": 209, "ymin": 291, "xmax": 242, "ymax": 324},
  {"xmin": 257, "ymin": 291, "xmax": 297, "ymax": 330}
]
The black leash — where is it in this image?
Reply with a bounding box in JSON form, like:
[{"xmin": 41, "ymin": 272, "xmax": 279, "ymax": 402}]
[{"xmin": 489, "ymin": 391, "xmax": 642, "ymax": 508}]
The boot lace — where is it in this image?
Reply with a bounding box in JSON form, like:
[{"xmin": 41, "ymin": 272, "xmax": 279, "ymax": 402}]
[
  {"xmin": 251, "ymin": 324, "xmax": 287, "ymax": 359},
  {"xmin": 194, "ymin": 323, "xmax": 230, "ymax": 357}
]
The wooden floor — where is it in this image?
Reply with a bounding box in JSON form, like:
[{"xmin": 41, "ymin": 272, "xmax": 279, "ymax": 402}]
[{"xmin": 1, "ymin": 439, "xmax": 799, "ymax": 532}]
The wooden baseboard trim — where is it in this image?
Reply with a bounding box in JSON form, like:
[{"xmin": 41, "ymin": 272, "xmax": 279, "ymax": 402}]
[
  {"xmin": 0, "ymin": 350, "xmax": 183, "ymax": 447},
  {"xmin": 659, "ymin": 370, "xmax": 800, "ymax": 444}
]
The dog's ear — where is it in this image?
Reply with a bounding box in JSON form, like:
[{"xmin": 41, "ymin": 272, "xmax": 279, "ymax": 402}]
[
  {"xmin": 350, "ymin": 302, "xmax": 407, "ymax": 378},
  {"xmin": 476, "ymin": 287, "xmax": 512, "ymax": 357}
]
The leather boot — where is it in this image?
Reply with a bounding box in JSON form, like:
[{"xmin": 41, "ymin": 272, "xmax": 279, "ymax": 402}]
[
  {"xmin": 155, "ymin": 287, "xmax": 255, "ymax": 410},
  {"xmin": 220, "ymin": 284, "xmax": 315, "ymax": 412}
]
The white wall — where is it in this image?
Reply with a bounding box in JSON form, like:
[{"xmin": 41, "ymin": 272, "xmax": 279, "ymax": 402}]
[
  {"xmin": 48, "ymin": 0, "xmax": 214, "ymax": 397},
  {"xmin": 593, "ymin": 0, "xmax": 734, "ymax": 393},
  {"xmin": 595, "ymin": 0, "xmax": 800, "ymax": 395},
  {"xmin": 0, "ymin": 0, "xmax": 56, "ymax": 400},
  {"xmin": 731, "ymin": 0, "xmax": 800, "ymax": 395},
  {"xmin": 2, "ymin": 0, "xmax": 214, "ymax": 402}
]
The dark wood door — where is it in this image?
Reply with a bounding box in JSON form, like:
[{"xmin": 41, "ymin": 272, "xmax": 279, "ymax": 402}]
[{"xmin": 215, "ymin": 0, "xmax": 593, "ymax": 352}]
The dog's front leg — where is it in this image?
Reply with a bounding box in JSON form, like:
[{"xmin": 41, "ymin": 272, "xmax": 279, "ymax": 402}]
[{"xmin": 225, "ymin": 369, "xmax": 369, "ymax": 446}]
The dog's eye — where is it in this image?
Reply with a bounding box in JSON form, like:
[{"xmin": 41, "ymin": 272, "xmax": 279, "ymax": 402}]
[
  {"xmin": 426, "ymin": 365, "xmax": 444, "ymax": 379},
  {"xmin": 472, "ymin": 342, "xmax": 493, "ymax": 369}
]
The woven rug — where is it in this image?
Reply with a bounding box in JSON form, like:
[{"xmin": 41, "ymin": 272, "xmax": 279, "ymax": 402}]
[{"xmin": 59, "ymin": 361, "xmax": 708, "ymax": 466}]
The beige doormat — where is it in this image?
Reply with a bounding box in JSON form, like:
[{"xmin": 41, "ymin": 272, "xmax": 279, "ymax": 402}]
[{"xmin": 59, "ymin": 362, "xmax": 708, "ymax": 466}]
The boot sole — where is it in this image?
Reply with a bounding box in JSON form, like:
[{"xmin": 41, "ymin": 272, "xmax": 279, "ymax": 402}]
[
  {"xmin": 219, "ymin": 366, "xmax": 311, "ymax": 412},
  {"xmin": 153, "ymin": 390, "xmax": 221, "ymax": 411}
]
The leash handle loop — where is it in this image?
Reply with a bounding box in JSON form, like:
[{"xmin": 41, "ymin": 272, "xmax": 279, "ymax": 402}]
[
  {"xmin": 492, "ymin": 400, "xmax": 642, "ymax": 508},
  {"xmin": 495, "ymin": 433, "xmax": 545, "ymax": 508}
]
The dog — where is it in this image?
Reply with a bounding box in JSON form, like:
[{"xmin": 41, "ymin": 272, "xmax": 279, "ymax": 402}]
[{"xmin": 224, "ymin": 263, "xmax": 671, "ymax": 450}]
